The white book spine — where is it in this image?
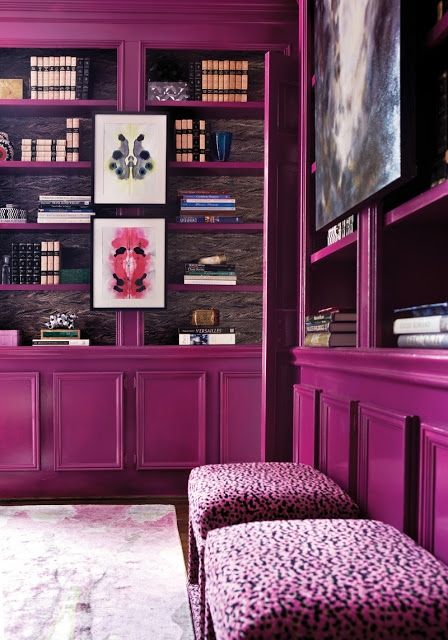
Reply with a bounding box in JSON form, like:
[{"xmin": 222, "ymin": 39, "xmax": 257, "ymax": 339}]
[
  {"xmin": 393, "ymin": 315, "xmax": 448, "ymax": 334},
  {"xmin": 70, "ymin": 56, "xmax": 76, "ymax": 100},
  {"xmin": 42, "ymin": 56, "xmax": 49, "ymax": 99},
  {"xmin": 59, "ymin": 56, "xmax": 66, "ymax": 100},
  {"xmin": 54, "ymin": 57, "xmax": 60, "ymax": 99},
  {"xmin": 66, "ymin": 117, "xmax": 73, "ymax": 161},
  {"xmin": 30, "ymin": 56, "xmax": 38, "ymax": 99},
  {"xmin": 72, "ymin": 117, "xmax": 80, "ymax": 161},
  {"xmin": 37, "ymin": 56, "xmax": 43, "ymax": 99},
  {"xmin": 48, "ymin": 55, "xmax": 55, "ymax": 99}
]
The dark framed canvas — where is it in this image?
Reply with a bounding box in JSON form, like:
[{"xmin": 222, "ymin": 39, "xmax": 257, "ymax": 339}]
[
  {"xmin": 91, "ymin": 217, "xmax": 166, "ymax": 310},
  {"xmin": 93, "ymin": 112, "xmax": 167, "ymax": 205},
  {"xmin": 314, "ymin": 0, "xmax": 414, "ymax": 230}
]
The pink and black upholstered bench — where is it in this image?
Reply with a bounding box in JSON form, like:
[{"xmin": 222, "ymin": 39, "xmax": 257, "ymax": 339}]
[
  {"xmin": 187, "ymin": 462, "xmax": 359, "ymax": 639},
  {"xmin": 204, "ymin": 518, "xmax": 448, "ymax": 640}
]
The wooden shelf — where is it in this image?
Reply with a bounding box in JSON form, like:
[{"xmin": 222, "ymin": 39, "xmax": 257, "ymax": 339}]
[
  {"xmin": 167, "ymin": 222, "xmax": 263, "ymax": 233},
  {"xmin": 0, "ymin": 99, "xmax": 116, "ymax": 115},
  {"xmin": 168, "ymin": 283, "xmax": 262, "ymax": 293},
  {"xmin": 169, "ymin": 161, "xmax": 263, "ymax": 176},
  {"xmin": 310, "ymin": 232, "xmax": 357, "ymax": 264},
  {"xmin": 0, "ymin": 161, "xmax": 91, "ymax": 172},
  {"xmin": 427, "ymin": 12, "xmax": 448, "ymax": 48},
  {"xmin": 0, "ymin": 223, "xmax": 91, "ymax": 231},
  {"xmin": 0, "ymin": 284, "xmax": 89, "ymax": 292},
  {"xmin": 384, "ymin": 181, "xmax": 448, "ymax": 227},
  {"xmin": 146, "ymin": 100, "xmax": 264, "ymax": 118}
]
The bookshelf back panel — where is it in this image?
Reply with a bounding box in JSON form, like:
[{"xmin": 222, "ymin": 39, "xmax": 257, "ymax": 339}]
[
  {"xmin": 0, "ymin": 48, "xmax": 117, "ymax": 100},
  {"xmin": 167, "ymin": 232, "xmax": 262, "ymax": 283},
  {"xmin": 0, "ymin": 291, "xmax": 115, "ymax": 346},
  {"xmin": 308, "ymin": 261, "xmax": 357, "ymax": 316},
  {"xmin": 0, "ymin": 173, "xmax": 93, "ymax": 216},
  {"xmin": 0, "ymin": 116, "xmax": 91, "ymax": 163},
  {"xmin": 146, "ymin": 50, "xmax": 265, "ymax": 102},
  {"xmin": 167, "ymin": 175, "xmax": 263, "ymax": 222},
  {"xmin": 144, "ymin": 290, "xmax": 262, "ymax": 345}
]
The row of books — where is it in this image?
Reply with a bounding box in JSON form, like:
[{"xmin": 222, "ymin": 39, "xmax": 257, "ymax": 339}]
[
  {"xmin": 178, "ymin": 327, "xmax": 236, "ymax": 345},
  {"xmin": 20, "ymin": 117, "xmax": 80, "ymax": 162},
  {"xmin": 327, "ymin": 214, "xmax": 356, "ymax": 246},
  {"xmin": 304, "ymin": 308, "xmax": 357, "ymax": 347},
  {"xmin": 32, "ymin": 329, "xmax": 89, "ymax": 347},
  {"xmin": 174, "ymin": 119, "xmax": 206, "ymax": 162},
  {"xmin": 177, "ymin": 191, "xmax": 239, "ymax": 224},
  {"xmin": 30, "ymin": 56, "xmax": 91, "ymax": 100},
  {"xmin": 37, "ymin": 194, "xmax": 94, "ymax": 224},
  {"xmin": 10, "ymin": 241, "xmax": 61, "ymax": 284},
  {"xmin": 188, "ymin": 60, "xmax": 249, "ymax": 102},
  {"xmin": 183, "ymin": 261, "xmax": 237, "ymax": 286},
  {"xmin": 394, "ymin": 301, "xmax": 448, "ymax": 348},
  {"xmin": 431, "ymin": 68, "xmax": 447, "ymax": 187}
]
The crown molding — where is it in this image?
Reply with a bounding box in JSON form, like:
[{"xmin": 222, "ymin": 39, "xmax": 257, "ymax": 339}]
[{"xmin": 0, "ymin": 0, "xmax": 298, "ymax": 18}]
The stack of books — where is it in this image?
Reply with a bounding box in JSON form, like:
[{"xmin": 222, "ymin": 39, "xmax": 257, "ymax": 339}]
[
  {"xmin": 177, "ymin": 192, "xmax": 239, "ymax": 224},
  {"xmin": 30, "ymin": 55, "xmax": 90, "ymax": 100},
  {"xmin": 32, "ymin": 328, "xmax": 89, "ymax": 347},
  {"xmin": 178, "ymin": 326, "xmax": 236, "ymax": 345},
  {"xmin": 327, "ymin": 214, "xmax": 356, "ymax": 246},
  {"xmin": 21, "ymin": 138, "xmax": 66, "ymax": 162},
  {"xmin": 394, "ymin": 302, "xmax": 448, "ymax": 348},
  {"xmin": 187, "ymin": 59, "xmax": 248, "ymax": 102},
  {"xmin": 304, "ymin": 307, "xmax": 357, "ymax": 347},
  {"xmin": 37, "ymin": 194, "xmax": 94, "ymax": 224},
  {"xmin": 174, "ymin": 119, "xmax": 207, "ymax": 162},
  {"xmin": 183, "ymin": 261, "xmax": 237, "ymax": 286},
  {"xmin": 10, "ymin": 242, "xmax": 42, "ymax": 285}
]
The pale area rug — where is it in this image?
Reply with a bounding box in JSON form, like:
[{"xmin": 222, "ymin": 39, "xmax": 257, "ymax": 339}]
[{"xmin": 0, "ymin": 504, "xmax": 194, "ymax": 640}]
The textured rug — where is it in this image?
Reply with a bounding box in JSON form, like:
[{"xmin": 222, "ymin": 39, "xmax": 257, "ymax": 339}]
[{"xmin": 0, "ymin": 504, "xmax": 194, "ymax": 640}]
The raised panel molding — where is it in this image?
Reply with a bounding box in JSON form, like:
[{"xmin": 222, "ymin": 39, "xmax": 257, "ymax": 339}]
[
  {"xmin": 357, "ymin": 404, "xmax": 419, "ymax": 537},
  {"xmin": 54, "ymin": 372, "xmax": 124, "ymax": 471},
  {"xmin": 136, "ymin": 371, "xmax": 206, "ymax": 469},
  {"xmin": 0, "ymin": 372, "xmax": 39, "ymax": 470},
  {"xmin": 419, "ymin": 423, "xmax": 448, "ymax": 564},
  {"xmin": 292, "ymin": 384, "xmax": 319, "ymax": 466},
  {"xmin": 319, "ymin": 393, "xmax": 358, "ymax": 495},
  {"xmin": 220, "ymin": 371, "xmax": 262, "ymax": 463}
]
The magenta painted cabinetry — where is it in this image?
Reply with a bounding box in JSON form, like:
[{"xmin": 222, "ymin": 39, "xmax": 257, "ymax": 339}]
[
  {"xmin": 292, "ymin": 383, "xmax": 318, "ymax": 466},
  {"xmin": 220, "ymin": 372, "xmax": 262, "ymax": 463},
  {"xmin": 53, "ymin": 372, "xmax": 124, "ymax": 471},
  {"xmin": 0, "ymin": 373, "xmax": 39, "ymax": 471},
  {"xmin": 136, "ymin": 371, "xmax": 206, "ymax": 470}
]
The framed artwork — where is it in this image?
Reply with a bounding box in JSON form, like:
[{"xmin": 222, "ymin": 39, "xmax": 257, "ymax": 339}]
[
  {"xmin": 93, "ymin": 112, "xmax": 167, "ymax": 205},
  {"xmin": 314, "ymin": 0, "xmax": 414, "ymax": 230},
  {"xmin": 91, "ymin": 217, "xmax": 166, "ymax": 310}
]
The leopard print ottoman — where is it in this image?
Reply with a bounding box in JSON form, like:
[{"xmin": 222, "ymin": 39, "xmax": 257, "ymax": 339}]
[
  {"xmin": 188, "ymin": 462, "xmax": 359, "ymax": 638},
  {"xmin": 205, "ymin": 519, "xmax": 448, "ymax": 639}
]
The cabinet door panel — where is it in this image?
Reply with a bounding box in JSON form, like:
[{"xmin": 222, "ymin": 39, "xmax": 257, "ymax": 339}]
[
  {"xmin": 54, "ymin": 372, "xmax": 123, "ymax": 470},
  {"xmin": 419, "ymin": 424, "xmax": 448, "ymax": 564},
  {"xmin": 136, "ymin": 371, "xmax": 206, "ymax": 469},
  {"xmin": 220, "ymin": 372, "xmax": 262, "ymax": 463},
  {"xmin": 319, "ymin": 394, "xmax": 357, "ymax": 494},
  {"xmin": 0, "ymin": 372, "xmax": 39, "ymax": 470},
  {"xmin": 358, "ymin": 404, "xmax": 418, "ymax": 535},
  {"xmin": 292, "ymin": 384, "xmax": 319, "ymax": 466}
]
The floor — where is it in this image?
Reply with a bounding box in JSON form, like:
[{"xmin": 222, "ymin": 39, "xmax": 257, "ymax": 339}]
[{"xmin": 0, "ymin": 496, "xmax": 190, "ymax": 566}]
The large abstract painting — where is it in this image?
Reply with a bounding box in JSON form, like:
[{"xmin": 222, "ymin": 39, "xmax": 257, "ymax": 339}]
[
  {"xmin": 93, "ymin": 113, "xmax": 167, "ymax": 205},
  {"xmin": 315, "ymin": 0, "xmax": 404, "ymax": 230},
  {"xmin": 92, "ymin": 217, "xmax": 165, "ymax": 309}
]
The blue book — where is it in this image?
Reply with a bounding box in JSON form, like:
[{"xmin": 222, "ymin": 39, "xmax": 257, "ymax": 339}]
[
  {"xmin": 178, "ymin": 193, "xmax": 233, "ymax": 199},
  {"xmin": 394, "ymin": 302, "xmax": 448, "ymax": 318},
  {"xmin": 180, "ymin": 202, "xmax": 236, "ymax": 208}
]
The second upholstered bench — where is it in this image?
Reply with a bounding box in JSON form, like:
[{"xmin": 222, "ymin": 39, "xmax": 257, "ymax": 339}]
[
  {"xmin": 187, "ymin": 462, "xmax": 359, "ymax": 638},
  {"xmin": 205, "ymin": 518, "xmax": 448, "ymax": 639}
]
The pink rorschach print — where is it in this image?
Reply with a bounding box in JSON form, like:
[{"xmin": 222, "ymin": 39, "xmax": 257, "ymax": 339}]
[{"xmin": 109, "ymin": 227, "xmax": 152, "ymax": 299}]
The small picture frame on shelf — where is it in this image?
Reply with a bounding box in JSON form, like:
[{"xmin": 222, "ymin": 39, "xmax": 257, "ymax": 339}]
[
  {"xmin": 91, "ymin": 217, "xmax": 166, "ymax": 310},
  {"xmin": 93, "ymin": 112, "xmax": 167, "ymax": 205}
]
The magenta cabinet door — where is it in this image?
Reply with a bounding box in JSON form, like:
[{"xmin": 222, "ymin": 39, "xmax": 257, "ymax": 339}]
[
  {"xmin": 319, "ymin": 393, "xmax": 357, "ymax": 494},
  {"xmin": 419, "ymin": 424, "xmax": 448, "ymax": 564},
  {"xmin": 54, "ymin": 372, "xmax": 124, "ymax": 470},
  {"xmin": 136, "ymin": 371, "xmax": 206, "ymax": 469},
  {"xmin": 0, "ymin": 372, "xmax": 39, "ymax": 470},
  {"xmin": 220, "ymin": 372, "xmax": 262, "ymax": 463},
  {"xmin": 292, "ymin": 384, "xmax": 319, "ymax": 466},
  {"xmin": 357, "ymin": 404, "xmax": 418, "ymax": 535}
]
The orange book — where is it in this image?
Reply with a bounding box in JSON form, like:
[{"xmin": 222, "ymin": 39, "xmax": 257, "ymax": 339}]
[
  {"xmin": 175, "ymin": 119, "xmax": 182, "ymax": 161},
  {"xmin": 201, "ymin": 60, "xmax": 209, "ymax": 102},
  {"xmin": 218, "ymin": 60, "xmax": 224, "ymax": 102},
  {"xmin": 212, "ymin": 60, "xmax": 219, "ymax": 101},
  {"xmin": 186, "ymin": 119, "xmax": 193, "ymax": 162},
  {"xmin": 223, "ymin": 60, "xmax": 230, "ymax": 102},
  {"xmin": 241, "ymin": 61, "xmax": 249, "ymax": 102},
  {"xmin": 228, "ymin": 60, "xmax": 236, "ymax": 102},
  {"xmin": 181, "ymin": 119, "xmax": 188, "ymax": 162},
  {"xmin": 235, "ymin": 61, "xmax": 242, "ymax": 102}
]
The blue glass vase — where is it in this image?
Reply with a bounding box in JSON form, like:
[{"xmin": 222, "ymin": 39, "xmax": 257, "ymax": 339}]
[{"xmin": 214, "ymin": 131, "xmax": 233, "ymax": 161}]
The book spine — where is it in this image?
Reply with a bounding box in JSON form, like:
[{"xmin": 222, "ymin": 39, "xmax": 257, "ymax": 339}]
[
  {"xmin": 188, "ymin": 61, "xmax": 195, "ymax": 101},
  {"xmin": 176, "ymin": 216, "xmax": 241, "ymax": 223},
  {"xmin": 174, "ymin": 119, "xmax": 182, "ymax": 161},
  {"xmin": 32, "ymin": 339, "xmax": 90, "ymax": 346},
  {"xmin": 72, "ymin": 117, "xmax": 80, "ymax": 161},
  {"xmin": 10, "ymin": 242, "xmax": 19, "ymax": 284},
  {"xmin": 178, "ymin": 327, "xmax": 235, "ymax": 334},
  {"xmin": 59, "ymin": 56, "xmax": 66, "ymax": 100},
  {"xmin": 48, "ymin": 55, "xmax": 55, "ymax": 99},
  {"xmin": 42, "ymin": 56, "xmax": 49, "ymax": 99},
  {"xmin": 241, "ymin": 60, "xmax": 249, "ymax": 102},
  {"xmin": 212, "ymin": 59, "xmax": 219, "ymax": 101},
  {"xmin": 223, "ymin": 60, "xmax": 230, "ymax": 102},
  {"xmin": 201, "ymin": 59, "xmax": 208, "ymax": 102},
  {"xmin": 397, "ymin": 333, "xmax": 448, "ymax": 348},
  {"xmin": 393, "ymin": 315, "xmax": 448, "ymax": 334},
  {"xmin": 53, "ymin": 240, "xmax": 61, "ymax": 284},
  {"xmin": 37, "ymin": 56, "xmax": 43, "ymax": 100},
  {"xmin": 30, "ymin": 56, "xmax": 38, "ymax": 99},
  {"xmin": 235, "ymin": 60, "xmax": 243, "ymax": 102},
  {"xmin": 186, "ymin": 118, "xmax": 193, "ymax": 162},
  {"xmin": 76, "ymin": 57, "xmax": 84, "ymax": 99},
  {"xmin": 47, "ymin": 240, "xmax": 54, "ymax": 284},
  {"xmin": 228, "ymin": 60, "xmax": 236, "ymax": 102},
  {"xmin": 40, "ymin": 241, "xmax": 48, "ymax": 284},
  {"xmin": 183, "ymin": 278, "xmax": 237, "ymax": 285},
  {"xmin": 194, "ymin": 61, "xmax": 202, "ymax": 101},
  {"xmin": 70, "ymin": 56, "xmax": 76, "ymax": 100},
  {"xmin": 33, "ymin": 242, "xmax": 41, "ymax": 284},
  {"xmin": 218, "ymin": 60, "xmax": 224, "ymax": 101},
  {"xmin": 179, "ymin": 333, "xmax": 236, "ymax": 345},
  {"xmin": 81, "ymin": 57, "xmax": 90, "ymax": 99},
  {"xmin": 304, "ymin": 332, "xmax": 331, "ymax": 347},
  {"xmin": 54, "ymin": 56, "xmax": 60, "ymax": 99},
  {"xmin": 66, "ymin": 117, "xmax": 73, "ymax": 161},
  {"xmin": 184, "ymin": 263, "xmax": 236, "ymax": 271}
]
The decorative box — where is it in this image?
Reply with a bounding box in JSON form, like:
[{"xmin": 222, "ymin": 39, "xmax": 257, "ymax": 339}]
[
  {"xmin": 0, "ymin": 79, "xmax": 23, "ymax": 99},
  {"xmin": 0, "ymin": 330, "xmax": 20, "ymax": 346},
  {"xmin": 147, "ymin": 81, "xmax": 189, "ymax": 101},
  {"xmin": 60, "ymin": 268, "xmax": 90, "ymax": 284},
  {"xmin": 190, "ymin": 308, "xmax": 220, "ymax": 326}
]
